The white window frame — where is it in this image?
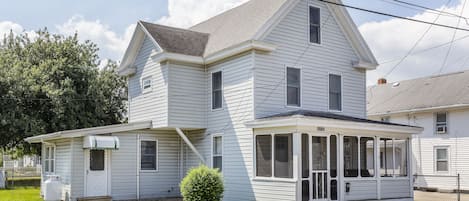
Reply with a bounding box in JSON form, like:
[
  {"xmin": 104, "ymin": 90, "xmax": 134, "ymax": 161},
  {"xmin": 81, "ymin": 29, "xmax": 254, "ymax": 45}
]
[
  {"xmin": 211, "ymin": 134, "xmax": 223, "ymax": 172},
  {"xmin": 328, "ymin": 73, "xmax": 343, "ymax": 112},
  {"xmin": 139, "ymin": 137, "xmax": 159, "ymax": 172},
  {"xmin": 253, "ymin": 133, "xmax": 295, "ymax": 182},
  {"xmin": 211, "ymin": 70, "xmax": 224, "ymax": 111},
  {"xmin": 308, "ymin": 5, "xmax": 322, "ymax": 45},
  {"xmin": 141, "ymin": 76, "xmax": 153, "ymax": 94},
  {"xmin": 434, "ymin": 146, "xmax": 450, "ymax": 174},
  {"xmin": 44, "ymin": 145, "xmax": 56, "ymax": 175},
  {"xmin": 285, "ymin": 66, "xmax": 302, "ymax": 108},
  {"xmin": 434, "ymin": 112, "xmax": 448, "ymax": 134}
]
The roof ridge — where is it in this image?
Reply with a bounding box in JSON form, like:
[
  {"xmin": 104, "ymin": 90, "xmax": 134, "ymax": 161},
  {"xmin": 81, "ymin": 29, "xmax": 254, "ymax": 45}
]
[
  {"xmin": 371, "ymin": 70, "xmax": 469, "ymax": 87},
  {"xmin": 139, "ymin": 20, "xmax": 209, "ymax": 36}
]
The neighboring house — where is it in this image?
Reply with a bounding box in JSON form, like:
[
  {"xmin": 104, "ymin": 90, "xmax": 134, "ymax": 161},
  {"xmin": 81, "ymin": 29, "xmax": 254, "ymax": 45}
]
[
  {"xmin": 367, "ymin": 71, "xmax": 469, "ymax": 192},
  {"xmin": 26, "ymin": 0, "xmax": 422, "ymax": 201}
]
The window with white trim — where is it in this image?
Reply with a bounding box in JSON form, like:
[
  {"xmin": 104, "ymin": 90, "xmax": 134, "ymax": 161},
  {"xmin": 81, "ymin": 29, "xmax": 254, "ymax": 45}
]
[
  {"xmin": 255, "ymin": 134, "xmax": 293, "ymax": 178},
  {"xmin": 286, "ymin": 67, "xmax": 301, "ymax": 107},
  {"xmin": 329, "ymin": 74, "xmax": 342, "ymax": 111},
  {"xmin": 435, "ymin": 147, "xmax": 449, "ymax": 172},
  {"xmin": 140, "ymin": 140, "xmax": 158, "ymax": 171},
  {"xmin": 435, "ymin": 112, "xmax": 448, "ymax": 134},
  {"xmin": 212, "ymin": 136, "xmax": 223, "ymax": 171},
  {"xmin": 309, "ymin": 6, "xmax": 321, "ymax": 44},
  {"xmin": 142, "ymin": 76, "xmax": 152, "ymax": 93},
  {"xmin": 212, "ymin": 71, "xmax": 223, "ymax": 109},
  {"xmin": 44, "ymin": 145, "xmax": 55, "ymax": 174}
]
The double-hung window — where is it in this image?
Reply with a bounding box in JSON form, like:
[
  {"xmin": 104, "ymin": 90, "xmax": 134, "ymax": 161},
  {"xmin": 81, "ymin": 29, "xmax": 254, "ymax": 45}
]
[
  {"xmin": 435, "ymin": 112, "xmax": 448, "ymax": 134},
  {"xmin": 140, "ymin": 139, "xmax": 158, "ymax": 171},
  {"xmin": 286, "ymin": 67, "xmax": 301, "ymax": 107},
  {"xmin": 212, "ymin": 71, "xmax": 223, "ymax": 110},
  {"xmin": 256, "ymin": 134, "xmax": 293, "ymax": 178},
  {"xmin": 212, "ymin": 136, "xmax": 223, "ymax": 171},
  {"xmin": 435, "ymin": 147, "xmax": 449, "ymax": 172},
  {"xmin": 329, "ymin": 74, "xmax": 342, "ymax": 111},
  {"xmin": 309, "ymin": 6, "xmax": 321, "ymax": 44},
  {"xmin": 44, "ymin": 146, "xmax": 55, "ymax": 174}
]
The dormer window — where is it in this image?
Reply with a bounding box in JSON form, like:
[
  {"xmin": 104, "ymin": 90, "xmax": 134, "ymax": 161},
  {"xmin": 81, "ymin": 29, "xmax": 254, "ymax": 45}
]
[
  {"xmin": 142, "ymin": 76, "xmax": 152, "ymax": 93},
  {"xmin": 309, "ymin": 6, "xmax": 321, "ymax": 44}
]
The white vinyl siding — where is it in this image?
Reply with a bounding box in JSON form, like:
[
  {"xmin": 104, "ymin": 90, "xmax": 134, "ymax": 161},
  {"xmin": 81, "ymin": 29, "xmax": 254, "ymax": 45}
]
[
  {"xmin": 255, "ymin": 0, "xmax": 365, "ymax": 119},
  {"xmin": 128, "ymin": 36, "xmax": 168, "ymax": 127}
]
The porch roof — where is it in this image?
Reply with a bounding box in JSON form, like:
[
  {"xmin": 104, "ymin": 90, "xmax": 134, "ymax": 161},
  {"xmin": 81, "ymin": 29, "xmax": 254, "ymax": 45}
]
[
  {"xmin": 245, "ymin": 110, "xmax": 423, "ymax": 134},
  {"xmin": 25, "ymin": 121, "xmax": 152, "ymax": 143}
]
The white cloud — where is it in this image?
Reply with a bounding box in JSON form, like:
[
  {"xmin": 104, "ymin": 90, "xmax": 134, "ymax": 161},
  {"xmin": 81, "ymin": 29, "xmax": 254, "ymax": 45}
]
[
  {"xmin": 56, "ymin": 15, "xmax": 135, "ymax": 61},
  {"xmin": 360, "ymin": 0, "xmax": 469, "ymax": 85},
  {"xmin": 0, "ymin": 21, "xmax": 23, "ymax": 36},
  {"xmin": 157, "ymin": 0, "xmax": 249, "ymax": 28}
]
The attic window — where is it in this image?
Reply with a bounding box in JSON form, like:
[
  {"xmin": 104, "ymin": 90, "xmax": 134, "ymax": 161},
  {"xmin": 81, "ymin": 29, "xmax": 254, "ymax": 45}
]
[
  {"xmin": 142, "ymin": 76, "xmax": 152, "ymax": 93},
  {"xmin": 309, "ymin": 6, "xmax": 321, "ymax": 44}
]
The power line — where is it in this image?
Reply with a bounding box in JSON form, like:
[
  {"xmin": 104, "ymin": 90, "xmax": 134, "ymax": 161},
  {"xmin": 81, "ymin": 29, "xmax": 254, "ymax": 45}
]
[
  {"xmin": 392, "ymin": 0, "xmax": 469, "ymax": 24},
  {"xmin": 380, "ymin": 0, "xmax": 454, "ymax": 18},
  {"xmin": 318, "ymin": 0, "xmax": 469, "ymax": 32},
  {"xmin": 383, "ymin": 0, "xmax": 452, "ymax": 78},
  {"xmin": 438, "ymin": 0, "xmax": 467, "ymax": 74}
]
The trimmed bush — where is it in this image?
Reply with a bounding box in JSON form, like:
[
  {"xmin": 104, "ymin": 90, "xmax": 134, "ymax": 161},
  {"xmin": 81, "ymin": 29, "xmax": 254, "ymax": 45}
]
[{"xmin": 180, "ymin": 165, "xmax": 224, "ymax": 201}]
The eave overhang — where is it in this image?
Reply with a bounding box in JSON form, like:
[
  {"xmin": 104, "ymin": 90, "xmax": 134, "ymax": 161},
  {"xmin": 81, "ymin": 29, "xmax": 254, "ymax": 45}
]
[{"xmin": 245, "ymin": 116, "xmax": 423, "ymax": 134}]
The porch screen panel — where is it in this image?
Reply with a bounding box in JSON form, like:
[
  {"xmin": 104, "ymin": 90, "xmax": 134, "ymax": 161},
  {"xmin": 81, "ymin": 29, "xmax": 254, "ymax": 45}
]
[
  {"xmin": 302, "ymin": 134, "xmax": 309, "ymax": 178},
  {"xmin": 360, "ymin": 137, "xmax": 375, "ymax": 177},
  {"xmin": 380, "ymin": 138, "xmax": 393, "ymax": 177},
  {"xmin": 394, "ymin": 139, "xmax": 408, "ymax": 176},
  {"xmin": 256, "ymin": 135, "xmax": 272, "ymax": 177},
  {"xmin": 344, "ymin": 136, "xmax": 358, "ymax": 177},
  {"xmin": 274, "ymin": 134, "xmax": 293, "ymax": 178}
]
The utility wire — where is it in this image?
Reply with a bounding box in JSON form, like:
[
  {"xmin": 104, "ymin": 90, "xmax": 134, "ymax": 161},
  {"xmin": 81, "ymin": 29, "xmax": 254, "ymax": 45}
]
[
  {"xmin": 383, "ymin": 0, "xmax": 452, "ymax": 78},
  {"xmin": 380, "ymin": 0, "xmax": 455, "ymax": 18},
  {"xmin": 318, "ymin": 0, "xmax": 469, "ymax": 32},
  {"xmin": 438, "ymin": 0, "xmax": 467, "ymax": 74},
  {"xmin": 392, "ymin": 0, "xmax": 469, "ymax": 25}
]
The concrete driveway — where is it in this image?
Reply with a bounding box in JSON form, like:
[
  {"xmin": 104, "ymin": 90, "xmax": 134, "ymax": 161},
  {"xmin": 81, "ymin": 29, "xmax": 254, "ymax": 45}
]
[{"xmin": 414, "ymin": 191, "xmax": 469, "ymax": 201}]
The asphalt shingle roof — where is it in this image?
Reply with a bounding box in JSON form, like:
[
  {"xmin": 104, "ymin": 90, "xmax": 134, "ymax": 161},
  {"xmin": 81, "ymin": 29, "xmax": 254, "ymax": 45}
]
[{"xmin": 367, "ymin": 71, "xmax": 469, "ymax": 115}]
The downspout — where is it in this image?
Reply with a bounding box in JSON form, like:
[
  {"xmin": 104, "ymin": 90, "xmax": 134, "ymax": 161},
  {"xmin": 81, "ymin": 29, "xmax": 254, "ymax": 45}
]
[{"xmin": 175, "ymin": 128, "xmax": 205, "ymax": 163}]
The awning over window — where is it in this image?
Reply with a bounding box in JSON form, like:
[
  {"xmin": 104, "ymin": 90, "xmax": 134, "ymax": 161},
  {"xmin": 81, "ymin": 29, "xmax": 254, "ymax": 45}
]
[{"xmin": 83, "ymin": 136, "xmax": 120, "ymax": 150}]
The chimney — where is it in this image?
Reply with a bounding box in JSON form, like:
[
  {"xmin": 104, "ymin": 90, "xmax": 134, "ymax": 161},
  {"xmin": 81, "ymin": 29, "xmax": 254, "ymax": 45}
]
[{"xmin": 377, "ymin": 78, "xmax": 387, "ymax": 85}]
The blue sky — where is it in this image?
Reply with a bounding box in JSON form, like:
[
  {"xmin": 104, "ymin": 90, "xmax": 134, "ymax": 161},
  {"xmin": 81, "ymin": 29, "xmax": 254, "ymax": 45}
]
[{"xmin": 1, "ymin": 0, "xmax": 468, "ymax": 84}]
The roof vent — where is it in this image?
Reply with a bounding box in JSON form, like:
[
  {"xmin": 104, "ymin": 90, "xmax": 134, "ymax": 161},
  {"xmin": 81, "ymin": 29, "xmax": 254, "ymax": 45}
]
[{"xmin": 392, "ymin": 82, "xmax": 400, "ymax": 88}]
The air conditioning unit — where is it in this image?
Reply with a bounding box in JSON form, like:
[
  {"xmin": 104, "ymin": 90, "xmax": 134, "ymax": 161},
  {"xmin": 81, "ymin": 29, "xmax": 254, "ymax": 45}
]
[{"xmin": 436, "ymin": 125, "xmax": 447, "ymax": 134}]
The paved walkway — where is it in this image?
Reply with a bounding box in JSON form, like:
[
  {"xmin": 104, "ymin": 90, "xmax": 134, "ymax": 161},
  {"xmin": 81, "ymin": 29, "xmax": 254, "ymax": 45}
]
[{"xmin": 414, "ymin": 191, "xmax": 469, "ymax": 201}]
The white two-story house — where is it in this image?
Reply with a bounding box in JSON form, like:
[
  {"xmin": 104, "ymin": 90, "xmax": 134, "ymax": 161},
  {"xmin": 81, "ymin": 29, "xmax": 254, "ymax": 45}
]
[
  {"xmin": 26, "ymin": 0, "xmax": 422, "ymax": 201},
  {"xmin": 368, "ymin": 71, "xmax": 469, "ymax": 193}
]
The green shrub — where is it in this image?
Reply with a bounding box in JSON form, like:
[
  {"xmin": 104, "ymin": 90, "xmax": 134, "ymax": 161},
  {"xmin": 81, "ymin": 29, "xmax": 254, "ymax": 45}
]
[{"xmin": 180, "ymin": 165, "xmax": 224, "ymax": 201}]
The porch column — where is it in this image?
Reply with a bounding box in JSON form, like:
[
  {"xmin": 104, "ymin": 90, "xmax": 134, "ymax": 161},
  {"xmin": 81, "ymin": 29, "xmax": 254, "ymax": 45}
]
[{"xmin": 293, "ymin": 132, "xmax": 301, "ymax": 201}]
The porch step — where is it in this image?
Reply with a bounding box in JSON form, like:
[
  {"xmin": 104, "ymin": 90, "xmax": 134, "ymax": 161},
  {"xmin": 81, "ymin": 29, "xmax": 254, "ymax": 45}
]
[{"xmin": 77, "ymin": 196, "xmax": 112, "ymax": 201}]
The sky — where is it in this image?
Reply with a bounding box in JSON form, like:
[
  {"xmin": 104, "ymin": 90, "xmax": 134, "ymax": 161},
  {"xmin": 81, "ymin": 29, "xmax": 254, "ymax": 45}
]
[{"xmin": 0, "ymin": 0, "xmax": 468, "ymax": 85}]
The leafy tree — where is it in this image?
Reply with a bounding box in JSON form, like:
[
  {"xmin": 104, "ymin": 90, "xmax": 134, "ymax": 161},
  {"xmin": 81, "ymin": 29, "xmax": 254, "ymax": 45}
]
[{"xmin": 0, "ymin": 29, "xmax": 127, "ymax": 154}]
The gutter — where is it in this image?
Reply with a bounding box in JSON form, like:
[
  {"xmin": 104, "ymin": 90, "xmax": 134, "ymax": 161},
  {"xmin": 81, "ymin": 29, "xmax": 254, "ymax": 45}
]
[{"xmin": 368, "ymin": 104, "xmax": 469, "ymax": 117}]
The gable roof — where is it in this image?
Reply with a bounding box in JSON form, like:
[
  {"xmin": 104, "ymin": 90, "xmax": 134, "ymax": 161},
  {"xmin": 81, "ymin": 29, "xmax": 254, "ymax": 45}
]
[
  {"xmin": 367, "ymin": 71, "xmax": 469, "ymax": 116},
  {"xmin": 190, "ymin": 0, "xmax": 288, "ymax": 56},
  {"xmin": 119, "ymin": 0, "xmax": 378, "ymax": 74},
  {"xmin": 140, "ymin": 21, "xmax": 209, "ymax": 57}
]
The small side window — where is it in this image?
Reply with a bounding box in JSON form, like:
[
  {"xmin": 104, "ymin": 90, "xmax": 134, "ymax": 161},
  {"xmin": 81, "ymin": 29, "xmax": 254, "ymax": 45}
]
[
  {"xmin": 435, "ymin": 147, "xmax": 449, "ymax": 172},
  {"xmin": 286, "ymin": 67, "xmax": 301, "ymax": 107},
  {"xmin": 44, "ymin": 146, "xmax": 55, "ymax": 174},
  {"xmin": 435, "ymin": 112, "xmax": 447, "ymax": 134},
  {"xmin": 140, "ymin": 140, "xmax": 158, "ymax": 171},
  {"xmin": 329, "ymin": 74, "xmax": 342, "ymax": 111},
  {"xmin": 212, "ymin": 71, "xmax": 223, "ymax": 110},
  {"xmin": 212, "ymin": 136, "xmax": 223, "ymax": 171},
  {"xmin": 142, "ymin": 76, "xmax": 152, "ymax": 93}
]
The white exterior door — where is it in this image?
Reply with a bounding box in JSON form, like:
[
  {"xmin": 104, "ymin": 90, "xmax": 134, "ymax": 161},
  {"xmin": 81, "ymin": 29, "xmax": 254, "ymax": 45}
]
[{"xmin": 85, "ymin": 149, "xmax": 109, "ymax": 197}]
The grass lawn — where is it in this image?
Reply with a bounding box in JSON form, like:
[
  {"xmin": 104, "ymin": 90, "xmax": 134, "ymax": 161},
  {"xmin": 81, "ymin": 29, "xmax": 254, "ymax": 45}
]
[{"xmin": 0, "ymin": 187, "xmax": 43, "ymax": 201}]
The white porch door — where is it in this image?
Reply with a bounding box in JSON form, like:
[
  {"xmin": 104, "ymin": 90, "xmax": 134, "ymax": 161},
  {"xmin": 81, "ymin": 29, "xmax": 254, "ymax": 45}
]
[
  {"xmin": 301, "ymin": 134, "xmax": 339, "ymax": 201},
  {"xmin": 85, "ymin": 149, "xmax": 109, "ymax": 197}
]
